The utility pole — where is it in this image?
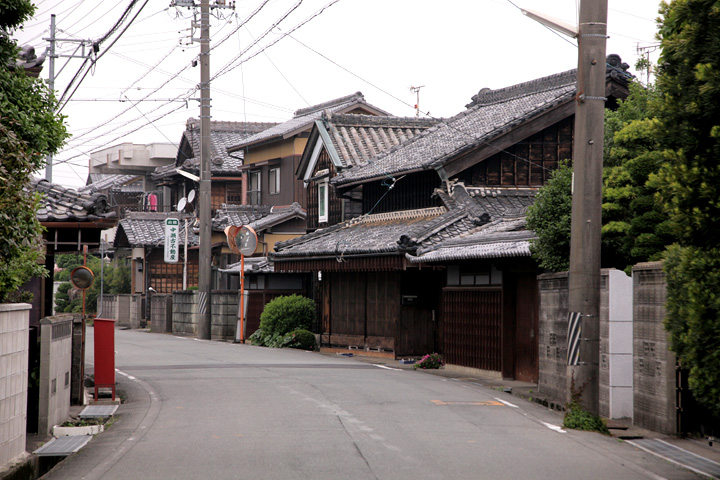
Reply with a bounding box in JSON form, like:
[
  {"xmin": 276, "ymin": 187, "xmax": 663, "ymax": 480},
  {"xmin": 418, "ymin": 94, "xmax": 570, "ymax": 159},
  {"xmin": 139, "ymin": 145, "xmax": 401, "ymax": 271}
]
[
  {"xmin": 171, "ymin": 0, "xmax": 234, "ymax": 339},
  {"xmin": 45, "ymin": 14, "xmax": 55, "ymax": 182},
  {"xmin": 567, "ymin": 0, "xmax": 608, "ymax": 415},
  {"xmin": 42, "ymin": 14, "xmax": 95, "ymax": 182},
  {"xmin": 197, "ymin": 0, "xmax": 212, "ymax": 340},
  {"xmin": 410, "ymin": 85, "xmax": 424, "ymax": 117}
]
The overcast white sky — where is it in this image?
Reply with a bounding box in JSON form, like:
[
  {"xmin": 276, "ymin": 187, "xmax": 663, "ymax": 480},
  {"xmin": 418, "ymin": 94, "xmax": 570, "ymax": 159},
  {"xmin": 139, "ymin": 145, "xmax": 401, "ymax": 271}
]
[{"xmin": 15, "ymin": 0, "xmax": 663, "ymax": 188}]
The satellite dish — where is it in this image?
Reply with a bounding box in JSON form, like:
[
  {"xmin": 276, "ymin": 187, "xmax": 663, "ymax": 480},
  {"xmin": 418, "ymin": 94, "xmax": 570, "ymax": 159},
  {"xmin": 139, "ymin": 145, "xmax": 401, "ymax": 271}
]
[
  {"xmin": 70, "ymin": 266, "xmax": 94, "ymax": 290},
  {"xmin": 177, "ymin": 197, "xmax": 187, "ymax": 213},
  {"xmin": 187, "ymin": 189, "xmax": 196, "ymax": 203}
]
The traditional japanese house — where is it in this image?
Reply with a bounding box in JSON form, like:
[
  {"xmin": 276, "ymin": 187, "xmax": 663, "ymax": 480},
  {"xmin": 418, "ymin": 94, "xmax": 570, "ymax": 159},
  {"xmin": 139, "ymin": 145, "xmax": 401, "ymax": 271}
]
[
  {"xmin": 273, "ymin": 58, "xmax": 632, "ymax": 380},
  {"xmin": 295, "ymin": 112, "xmax": 442, "ymax": 231},
  {"xmin": 226, "ymin": 92, "xmax": 390, "ymax": 210},
  {"xmin": 151, "ymin": 118, "xmax": 277, "ymax": 213}
]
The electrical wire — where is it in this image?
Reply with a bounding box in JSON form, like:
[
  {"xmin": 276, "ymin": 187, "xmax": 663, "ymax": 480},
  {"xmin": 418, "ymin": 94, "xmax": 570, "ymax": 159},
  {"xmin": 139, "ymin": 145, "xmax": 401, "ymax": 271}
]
[{"xmin": 57, "ymin": 0, "xmax": 150, "ymax": 112}]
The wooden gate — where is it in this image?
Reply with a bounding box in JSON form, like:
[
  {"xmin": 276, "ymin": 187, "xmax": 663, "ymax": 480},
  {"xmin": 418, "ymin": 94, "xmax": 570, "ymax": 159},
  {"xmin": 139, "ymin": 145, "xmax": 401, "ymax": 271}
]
[
  {"xmin": 441, "ymin": 288, "xmax": 502, "ymax": 371},
  {"xmin": 514, "ymin": 274, "xmax": 538, "ymax": 382}
]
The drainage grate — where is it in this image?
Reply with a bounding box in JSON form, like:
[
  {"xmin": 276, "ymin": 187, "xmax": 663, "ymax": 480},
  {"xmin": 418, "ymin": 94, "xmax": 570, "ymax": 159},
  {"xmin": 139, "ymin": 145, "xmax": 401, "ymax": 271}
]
[
  {"xmin": 627, "ymin": 439, "xmax": 720, "ymax": 479},
  {"xmin": 34, "ymin": 436, "xmax": 92, "ymax": 456},
  {"xmin": 79, "ymin": 405, "xmax": 118, "ymax": 419}
]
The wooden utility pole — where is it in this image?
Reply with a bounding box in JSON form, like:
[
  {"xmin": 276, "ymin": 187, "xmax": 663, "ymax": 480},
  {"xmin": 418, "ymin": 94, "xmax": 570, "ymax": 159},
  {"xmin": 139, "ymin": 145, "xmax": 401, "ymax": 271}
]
[
  {"xmin": 198, "ymin": 0, "xmax": 212, "ymax": 340},
  {"xmin": 567, "ymin": 0, "xmax": 608, "ymax": 415}
]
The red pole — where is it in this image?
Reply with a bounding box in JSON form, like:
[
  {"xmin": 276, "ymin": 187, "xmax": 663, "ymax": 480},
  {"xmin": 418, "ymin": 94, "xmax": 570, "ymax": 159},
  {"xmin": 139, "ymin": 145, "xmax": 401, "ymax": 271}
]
[{"xmin": 239, "ymin": 253, "xmax": 245, "ymax": 343}]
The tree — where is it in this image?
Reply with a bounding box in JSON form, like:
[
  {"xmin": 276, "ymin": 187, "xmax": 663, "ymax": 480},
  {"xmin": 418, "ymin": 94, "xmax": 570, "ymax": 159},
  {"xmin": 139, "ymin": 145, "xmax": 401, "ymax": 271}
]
[
  {"xmin": 651, "ymin": 0, "xmax": 720, "ymax": 416},
  {"xmin": 602, "ymin": 82, "xmax": 673, "ymax": 271},
  {"xmin": 0, "ymin": 0, "xmax": 68, "ymax": 302},
  {"xmin": 53, "ymin": 254, "xmax": 131, "ymax": 314},
  {"xmin": 526, "ymin": 160, "xmax": 573, "ymax": 272},
  {"xmin": 527, "ymin": 81, "xmax": 671, "ymax": 273}
]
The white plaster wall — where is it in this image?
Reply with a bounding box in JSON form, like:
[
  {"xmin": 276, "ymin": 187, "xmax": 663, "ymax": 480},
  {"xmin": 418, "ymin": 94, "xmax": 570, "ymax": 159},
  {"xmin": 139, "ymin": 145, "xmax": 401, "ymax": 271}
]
[
  {"xmin": 0, "ymin": 304, "xmax": 30, "ymax": 467},
  {"xmin": 608, "ymin": 269, "xmax": 633, "ymax": 419}
]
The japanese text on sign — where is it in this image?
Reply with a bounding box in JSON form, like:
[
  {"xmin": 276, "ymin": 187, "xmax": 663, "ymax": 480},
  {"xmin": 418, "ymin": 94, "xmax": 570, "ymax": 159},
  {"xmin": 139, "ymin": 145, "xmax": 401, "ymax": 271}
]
[{"xmin": 164, "ymin": 218, "xmax": 180, "ymax": 263}]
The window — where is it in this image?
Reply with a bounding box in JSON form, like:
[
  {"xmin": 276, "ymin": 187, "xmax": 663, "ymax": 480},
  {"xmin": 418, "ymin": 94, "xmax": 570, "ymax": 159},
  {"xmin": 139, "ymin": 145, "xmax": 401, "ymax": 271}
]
[
  {"xmin": 318, "ymin": 179, "xmax": 328, "ymax": 223},
  {"xmin": 247, "ymin": 171, "xmax": 261, "ymax": 205},
  {"xmin": 447, "ymin": 264, "xmax": 502, "ymax": 286},
  {"xmin": 226, "ymin": 184, "xmax": 243, "ymax": 204},
  {"xmin": 269, "ymin": 167, "xmax": 280, "ymax": 195}
]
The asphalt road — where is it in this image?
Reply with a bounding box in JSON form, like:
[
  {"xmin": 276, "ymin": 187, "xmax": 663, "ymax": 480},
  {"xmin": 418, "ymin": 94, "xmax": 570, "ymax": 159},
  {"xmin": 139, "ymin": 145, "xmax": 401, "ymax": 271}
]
[{"xmin": 43, "ymin": 328, "xmax": 701, "ymax": 480}]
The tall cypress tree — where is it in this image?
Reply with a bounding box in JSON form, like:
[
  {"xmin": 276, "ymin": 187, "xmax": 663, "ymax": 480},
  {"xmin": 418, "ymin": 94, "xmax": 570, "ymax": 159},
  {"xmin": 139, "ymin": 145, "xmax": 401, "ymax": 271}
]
[{"xmin": 653, "ymin": 0, "xmax": 720, "ymax": 416}]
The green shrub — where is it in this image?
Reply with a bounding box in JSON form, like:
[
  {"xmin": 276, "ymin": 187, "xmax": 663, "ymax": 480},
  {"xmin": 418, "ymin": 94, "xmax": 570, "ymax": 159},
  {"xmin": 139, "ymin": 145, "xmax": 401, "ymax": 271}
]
[
  {"xmin": 259, "ymin": 294, "xmax": 315, "ymax": 337},
  {"xmin": 286, "ymin": 329, "xmax": 316, "ymax": 350}
]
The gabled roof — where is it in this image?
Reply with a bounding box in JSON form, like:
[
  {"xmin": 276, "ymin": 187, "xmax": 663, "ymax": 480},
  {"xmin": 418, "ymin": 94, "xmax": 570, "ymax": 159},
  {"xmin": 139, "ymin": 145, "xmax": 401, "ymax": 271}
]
[
  {"xmin": 228, "ymin": 92, "xmax": 391, "ymax": 152},
  {"xmin": 333, "ymin": 62, "xmax": 632, "ymax": 188},
  {"xmin": 296, "ymin": 113, "xmax": 441, "ymax": 182},
  {"xmin": 79, "ymin": 174, "xmax": 144, "ymax": 194},
  {"xmin": 114, "ymin": 212, "xmax": 197, "ymax": 248},
  {"xmin": 31, "ymin": 178, "xmax": 117, "ymax": 224},
  {"xmin": 271, "ymin": 183, "xmax": 536, "ymax": 262},
  {"xmin": 211, "ymin": 203, "xmax": 306, "ymax": 233},
  {"xmin": 151, "ymin": 119, "xmax": 277, "ymax": 181}
]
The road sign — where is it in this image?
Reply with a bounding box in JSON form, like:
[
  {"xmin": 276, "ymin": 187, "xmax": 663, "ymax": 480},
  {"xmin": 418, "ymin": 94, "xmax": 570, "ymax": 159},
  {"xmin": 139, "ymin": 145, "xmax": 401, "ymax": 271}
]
[{"xmin": 165, "ymin": 218, "xmax": 180, "ymax": 263}]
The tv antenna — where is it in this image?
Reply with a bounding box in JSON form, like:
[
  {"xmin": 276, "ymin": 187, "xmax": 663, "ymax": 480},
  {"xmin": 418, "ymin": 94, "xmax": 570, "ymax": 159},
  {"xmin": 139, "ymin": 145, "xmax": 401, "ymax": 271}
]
[{"xmin": 410, "ymin": 85, "xmax": 425, "ymax": 117}]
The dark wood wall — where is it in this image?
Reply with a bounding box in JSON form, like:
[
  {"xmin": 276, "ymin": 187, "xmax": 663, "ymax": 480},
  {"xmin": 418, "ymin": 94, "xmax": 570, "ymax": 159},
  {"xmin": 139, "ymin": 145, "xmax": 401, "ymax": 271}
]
[
  {"xmin": 148, "ymin": 249, "xmax": 198, "ymax": 294},
  {"xmin": 322, "ymin": 270, "xmax": 439, "ymax": 356},
  {"xmin": 457, "ymin": 116, "xmax": 573, "ymax": 187},
  {"xmin": 362, "ymin": 170, "xmax": 440, "ymax": 215}
]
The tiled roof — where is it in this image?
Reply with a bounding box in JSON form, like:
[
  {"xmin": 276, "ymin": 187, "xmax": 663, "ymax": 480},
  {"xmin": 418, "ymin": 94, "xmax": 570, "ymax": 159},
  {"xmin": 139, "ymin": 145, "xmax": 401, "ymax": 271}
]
[
  {"xmin": 333, "ymin": 62, "xmax": 631, "ymax": 187},
  {"xmin": 315, "ymin": 113, "xmax": 441, "ymax": 169},
  {"xmin": 332, "ymin": 70, "xmax": 576, "ymax": 187},
  {"xmin": 211, "ymin": 203, "xmax": 306, "ymax": 233},
  {"xmin": 151, "ymin": 119, "xmax": 277, "ymax": 181},
  {"xmin": 31, "ymin": 178, "xmax": 117, "ymax": 223},
  {"xmin": 229, "ymin": 92, "xmax": 391, "ymax": 150},
  {"xmin": 219, "ymin": 256, "xmax": 274, "ymax": 274},
  {"xmin": 114, "ymin": 212, "xmax": 197, "ymax": 248},
  {"xmin": 272, "ymin": 207, "xmax": 446, "ymax": 259},
  {"xmin": 79, "ymin": 174, "xmax": 144, "ymax": 194},
  {"xmin": 272, "ymin": 183, "xmax": 537, "ymax": 262}
]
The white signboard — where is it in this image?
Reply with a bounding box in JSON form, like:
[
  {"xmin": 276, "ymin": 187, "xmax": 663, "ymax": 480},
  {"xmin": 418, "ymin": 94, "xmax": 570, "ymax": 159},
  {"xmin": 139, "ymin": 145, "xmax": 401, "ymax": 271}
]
[{"xmin": 164, "ymin": 218, "xmax": 180, "ymax": 263}]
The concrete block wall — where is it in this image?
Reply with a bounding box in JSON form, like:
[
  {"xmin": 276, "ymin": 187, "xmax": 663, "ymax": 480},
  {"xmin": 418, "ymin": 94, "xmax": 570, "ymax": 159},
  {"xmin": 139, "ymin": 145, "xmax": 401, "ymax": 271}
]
[
  {"xmin": 538, "ymin": 269, "xmax": 633, "ymax": 420},
  {"xmin": 0, "ymin": 304, "xmax": 30, "ymax": 468},
  {"xmin": 150, "ymin": 294, "xmax": 173, "ymax": 333},
  {"xmin": 211, "ymin": 291, "xmax": 239, "ymax": 341},
  {"xmin": 38, "ymin": 314, "xmax": 74, "ymax": 435},
  {"xmin": 172, "ymin": 291, "xmax": 198, "ymax": 335},
  {"xmin": 632, "ymin": 262, "xmax": 677, "ymax": 434},
  {"xmin": 537, "ymin": 272, "xmax": 570, "ymax": 404}
]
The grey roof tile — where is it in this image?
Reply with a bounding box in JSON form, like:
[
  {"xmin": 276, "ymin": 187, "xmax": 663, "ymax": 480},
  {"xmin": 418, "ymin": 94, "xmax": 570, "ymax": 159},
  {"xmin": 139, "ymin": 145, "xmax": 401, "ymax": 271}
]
[
  {"xmin": 230, "ymin": 92, "xmax": 391, "ymax": 150},
  {"xmin": 332, "ymin": 63, "xmax": 631, "ymax": 188},
  {"xmin": 220, "ymin": 256, "xmax": 274, "ymax": 274},
  {"xmin": 272, "ymin": 183, "xmax": 537, "ymax": 262},
  {"xmin": 114, "ymin": 212, "xmax": 197, "ymax": 248},
  {"xmin": 211, "ymin": 203, "xmax": 306, "ymax": 233},
  {"xmin": 31, "ymin": 178, "xmax": 117, "ymax": 223},
  {"xmin": 152, "ymin": 119, "xmax": 277, "ymax": 181},
  {"xmin": 79, "ymin": 174, "xmax": 144, "ymax": 194},
  {"xmin": 319, "ymin": 113, "xmax": 441, "ymax": 168}
]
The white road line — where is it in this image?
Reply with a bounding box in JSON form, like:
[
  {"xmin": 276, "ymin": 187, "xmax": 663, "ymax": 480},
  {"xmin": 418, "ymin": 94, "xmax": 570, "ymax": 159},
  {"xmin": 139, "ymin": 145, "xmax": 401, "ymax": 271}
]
[
  {"xmin": 373, "ymin": 364, "xmax": 401, "ymax": 371},
  {"xmin": 115, "ymin": 369, "xmax": 136, "ymax": 381},
  {"xmin": 541, "ymin": 421, "xmax": 566, "ymax": 433},
  {"xmin": 494, "ymin": 397, "xmax": 519, "ymax": 408}
]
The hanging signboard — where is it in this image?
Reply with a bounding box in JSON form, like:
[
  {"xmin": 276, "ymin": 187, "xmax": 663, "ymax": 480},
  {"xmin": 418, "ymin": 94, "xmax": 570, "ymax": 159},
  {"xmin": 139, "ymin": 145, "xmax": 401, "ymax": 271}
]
[{"xmin": 164, "ymin": 218, "xmax": 180, "ymax": 263}]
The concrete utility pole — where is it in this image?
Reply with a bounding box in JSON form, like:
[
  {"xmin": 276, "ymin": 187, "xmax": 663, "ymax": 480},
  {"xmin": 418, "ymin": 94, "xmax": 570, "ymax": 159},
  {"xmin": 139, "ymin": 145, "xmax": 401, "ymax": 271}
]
[
  {"xmin": 198, "ymin": 0, "xmax": 212, "ymax": 340},
  {"xmin": 45, "ymin": 14, "xmax": 56, "ymax": 182},
  {"xmin": 567, "ymin": 0, "xmax": 609, "ymax": 415}
]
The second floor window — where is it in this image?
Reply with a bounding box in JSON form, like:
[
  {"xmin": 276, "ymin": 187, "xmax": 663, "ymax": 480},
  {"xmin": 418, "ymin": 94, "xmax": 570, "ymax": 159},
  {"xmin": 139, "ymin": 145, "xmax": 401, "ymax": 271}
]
[
  {"xmin": 248, "ymin": 171, "xmax": 261, "ymax": 205},
  {"xmin": 318, "ymin": 178, "xmax": 328, "ymax": 223},
  {"xmin": 269, "ymin": 167, "xmax": 280, "ymax": 195}
]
